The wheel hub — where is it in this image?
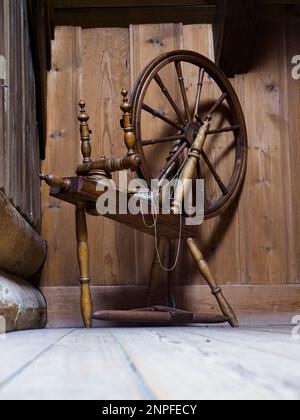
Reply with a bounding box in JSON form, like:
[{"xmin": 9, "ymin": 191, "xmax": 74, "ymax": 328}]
[{"xmin": 184, "ymin": 121, "xmax": 201, "ymax": 146}]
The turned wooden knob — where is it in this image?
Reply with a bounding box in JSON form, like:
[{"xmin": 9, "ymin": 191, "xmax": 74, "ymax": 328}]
[
  {"xmin": 120, "ymin": 89, "xmax": 136, "ymax": 156},
  {"xmin": 120, "ymin": 88, "xmax": 132, "ymax": 114},
  {"xmin": 78, "ymin": 99, "xmax": 92, "ymax": 164},
  {"xmin": 78, "ymin": 100, "xmax": 89, "ymax": 123}
]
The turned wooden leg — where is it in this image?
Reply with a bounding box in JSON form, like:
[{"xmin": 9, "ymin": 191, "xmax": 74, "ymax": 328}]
[
  {"xmin": 186, "ymin": 238, "xmax": 239, "ymax": 328},
  {"xmin": 76, "ymin": 203, "xmax": 93, "ymax": 328}
]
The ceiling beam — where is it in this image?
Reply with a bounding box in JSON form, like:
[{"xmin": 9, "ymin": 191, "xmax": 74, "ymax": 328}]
[
  {"xmin": 54, "ymin": 4, "xmax": 216, "ymax": 27},
  {"xmin": 54, "ymin": 0, "xmax": 216, "ymax": 7}
]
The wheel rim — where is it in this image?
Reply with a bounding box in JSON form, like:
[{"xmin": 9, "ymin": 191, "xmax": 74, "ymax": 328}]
[{"xmin": 130, "ymin": 50, "xmax": 248, "ymax": 220}]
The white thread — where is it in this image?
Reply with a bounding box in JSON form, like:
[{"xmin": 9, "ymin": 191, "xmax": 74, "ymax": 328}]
[
  {"xmin": 140, "ymin": 192, "xmax": 158, "ymax": 228},
  {"xmin": 139, "ymin": 152, "xmax": 189, "ymax": 272}
]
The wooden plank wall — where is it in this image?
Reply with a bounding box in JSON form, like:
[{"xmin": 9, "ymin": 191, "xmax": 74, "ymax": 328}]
[
  {"xmin": 41, "ymin": 16, "xmax": 300, "ymax": 296},
  {"xmin": 0, "ymin": 0, "xmax": 41, "ymax": 229},
  {"xmin": 0, "ymin": 2, "xmax": 5, "ymax": 187}
]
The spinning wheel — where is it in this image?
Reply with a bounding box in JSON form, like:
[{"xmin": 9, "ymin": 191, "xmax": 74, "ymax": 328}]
[
  {"xmin": 131, "ymin": 50, "xmax": 247, "ymax": 219},
  {"xmin": 41, "ymin": 50, "xmax": 248, "ymax": 329}
]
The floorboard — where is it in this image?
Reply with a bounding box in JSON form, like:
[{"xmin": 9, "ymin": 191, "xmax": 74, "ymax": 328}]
[
  {"xmin": 0, "ymin": 329, "xmax": 149, "ymax": 400},
  {"xmin": 0, "ymin": 318, "xmax": 299, "ymax": 400}
]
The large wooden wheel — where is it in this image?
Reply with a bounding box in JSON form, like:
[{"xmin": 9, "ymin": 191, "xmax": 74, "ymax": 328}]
[{"xmin": 130, "ymin": 50, "xmax": 247, "ymax": 219}]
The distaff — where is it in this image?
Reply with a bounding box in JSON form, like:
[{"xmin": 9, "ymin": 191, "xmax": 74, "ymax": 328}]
[
  {"xmin": 171, "ymin": 118, "xmax": 211, "ymax": 215},
  {"xmin": 172, "ymin": 93, "xmax": 227, "ymax": 215}
]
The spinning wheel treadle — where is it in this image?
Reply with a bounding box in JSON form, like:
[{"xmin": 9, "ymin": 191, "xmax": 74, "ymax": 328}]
[{"xmin": 41, "ymin": 50, "xmax": 247, "ymax": 329}]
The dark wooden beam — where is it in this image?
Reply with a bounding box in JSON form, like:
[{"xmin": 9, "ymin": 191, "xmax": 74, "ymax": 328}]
[
  {"xmin": 27, "ymin": 0, "xmax": 54, "ymax": 159},
  {"xmin": 262, "ymin": 0, "xmax": 300, "ymax": 4},
  {"xmin": 54, "ymin": 0, "xmax": 216, "ymax": 7},
  {"xmin": 54, "ymin": 2, "xmax": 216, "ymax": 27},
  {"xmin": 213, "ymin": 0, "xmax": 261, "ymax": 77}
]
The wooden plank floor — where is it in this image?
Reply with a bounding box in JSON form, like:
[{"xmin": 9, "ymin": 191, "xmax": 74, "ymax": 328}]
[{"xmin": 0, "ymin": 318, "xmax": 300, "ymax": 400}]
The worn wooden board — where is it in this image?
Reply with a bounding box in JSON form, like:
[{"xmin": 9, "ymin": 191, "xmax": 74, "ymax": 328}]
[
  {"xmin": 0, "ymin": 329, "xmax": 150, "ymax": 400},
  {"xmin": 284, "ymin": 20, "xmax": 300, "ymax": 283},
  {"xmin": 1, "ymin": 321, "xmax": 300, "ymax": 400},
  {"xmin": 176, "ymin": 284, "xmax": 300, "ymax": 316},
  {"xmin": 0, "ymin": 0, "xmax": 41, "ymax": 229},
  {"xmin": 111, "ymin": 326, "xmax": 300, "ymax": 400},
  {"xmin": 41, "ymin": 27, "xmax": 82, "ymax": 287},
  {"xmin": 241, "ymin": 21, "xmax": 289, "ymax": 285},
  {"xmin": 0, "ymin": 329, "xmax": 73, "ymax": 386},
  {"xmin": 81, "ymin": 28, "xmax": 138, "ymax": 286},
  {"xmin": 0, "ymin": 1, "xmax": 5, "ymax": 188}
]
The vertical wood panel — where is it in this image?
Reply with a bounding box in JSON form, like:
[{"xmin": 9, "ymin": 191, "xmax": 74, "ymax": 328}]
[
  {"xmin": 42, "ymin": 27, "xmax": 140, "ymax": 287},
  {"xmin": 81, "ymin": 28, "xmax": 136, "ymax": 286},
  {"xmin": 241, "ymin": 21, "xmax": 289, "ymax": 285},
  {"xmin": 0, "ymin": 0, "xmax": 41, "ymax": 229},
  {"xmin": 285, "ymin": 20, "xmax": 300, "ymax": 284},
  {"xmin": 41, "ymin": 27, "xmax": 82, "ymax": 287},
  {"xmin": 0, "ymin": 0, "xmax": 5, "ymax": 188}
]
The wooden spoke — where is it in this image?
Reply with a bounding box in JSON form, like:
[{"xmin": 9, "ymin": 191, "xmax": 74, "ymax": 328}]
[
  {"xmin": 207, "ymin": 93, "xmax": 228, "ymax": 117},
  {"xmin": 154, "ymin": 74, "xmax": 185, "ymax": 125},
  {"xmin": 207, "ymin": 125, "xmax": 240, "ymax": 135},
  {"xmin": 201, "ymin": 151, "xmax": 228, "ymax": 195},
  {"xmin": 158, "ymin": 141, "xmax": 188, "ymax": 180},
  {"xmin": 142, "ymin": 103, "xmax": 183, "ymax": 131},
  {"xmin": 193, "ymin": 68, "xmax": 205, "ymax": 120},
  {"xmin": 175, "ymin": 61, "xmax": 192, "ymax": 123},
  {"xmin": 142, "ymin": 134, "xmax": 186, "ymax": 146}
]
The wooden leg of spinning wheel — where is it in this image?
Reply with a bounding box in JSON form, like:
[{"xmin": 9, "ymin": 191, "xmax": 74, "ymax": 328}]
[
  {"xmin": 186, "ymin": 238, "xmax": 239, "ymax": 328},
  {"xmin": 76, "ymin": 203, "xmax": 93, "ymax": 328}
]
